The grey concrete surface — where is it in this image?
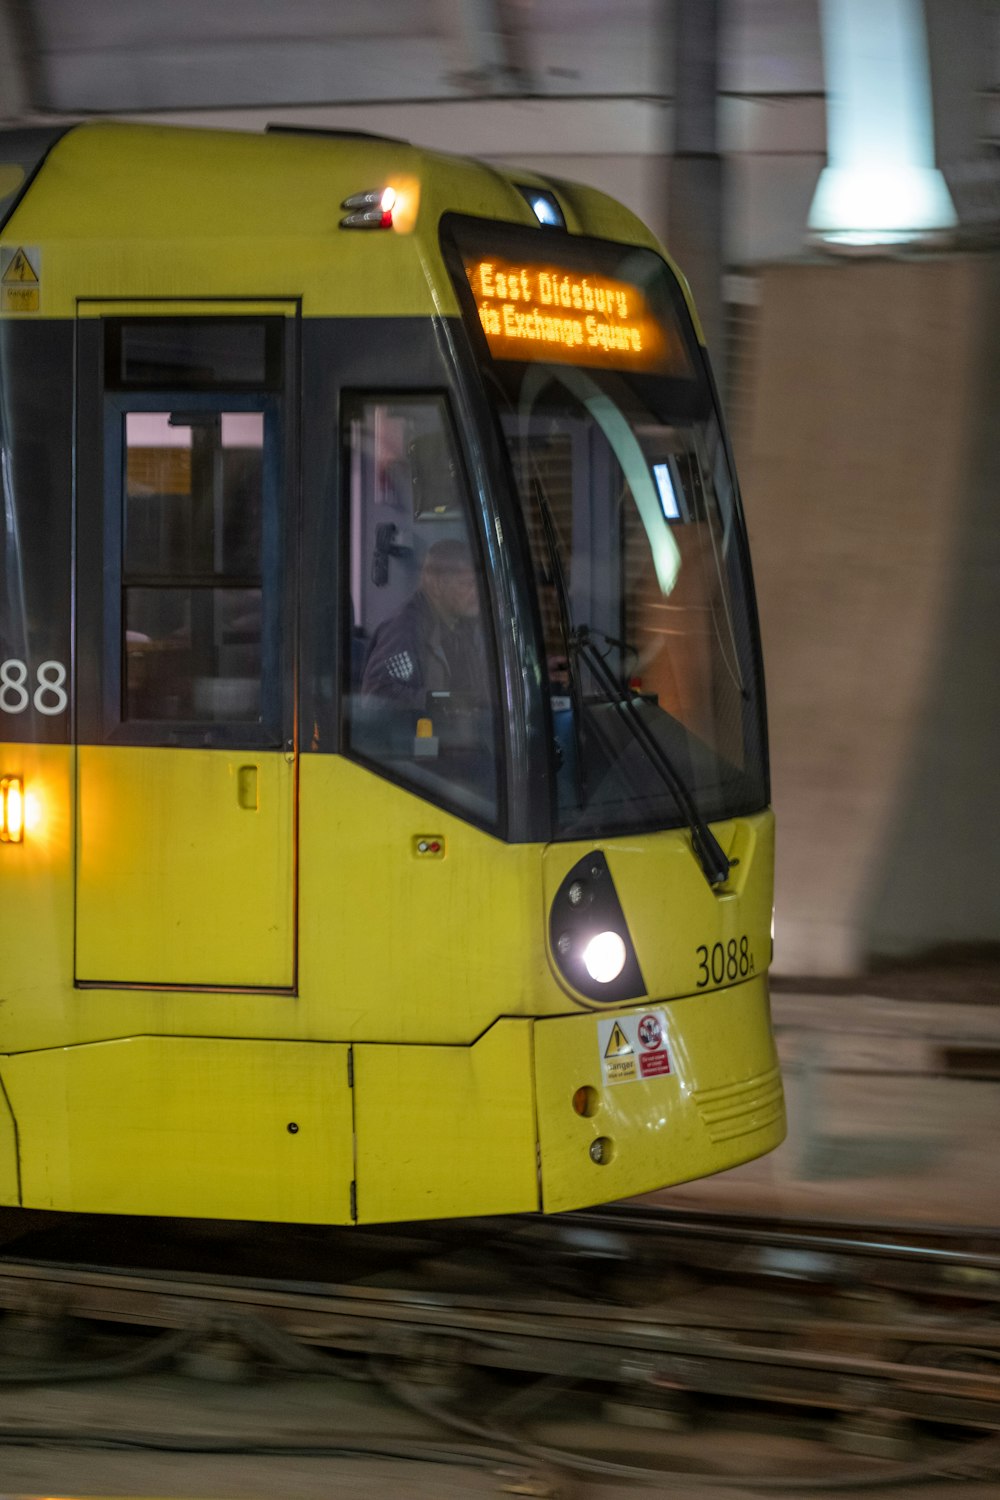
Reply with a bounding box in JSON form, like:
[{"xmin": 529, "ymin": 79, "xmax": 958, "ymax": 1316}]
[
  {"xmin": 0, "ymin": 1368, "xmax": 997, "ymax": 1500},
  {"xmin": 738, "ymin": 253, "xmax": 1000, "ymax": 976},
  {"xmin": 650, "ymin": 986, "xmax": 1000, "ymax": 1226}
]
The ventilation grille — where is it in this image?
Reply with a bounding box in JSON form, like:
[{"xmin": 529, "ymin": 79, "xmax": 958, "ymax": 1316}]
[{"xmin": 692, "ymin": 1063, "xmax": 784, "ymax": 1143}]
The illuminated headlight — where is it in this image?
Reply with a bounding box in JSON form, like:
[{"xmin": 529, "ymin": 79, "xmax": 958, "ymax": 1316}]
[
  {"xmin": 583, "ymin": 931, "xmax": 627, "ymax": 984},
  {"xmin": 548, "ymin": 850, "xmax": 645, "ymax": 1003}
]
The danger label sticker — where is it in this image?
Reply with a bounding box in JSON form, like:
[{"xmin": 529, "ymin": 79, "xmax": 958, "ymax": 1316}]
[
  {"xmin": 597, "ymin": 1009, "xmax": 671, "ymax": 1085},
  {"xmin": 1, "ymin": 246, "xmax": 40, "ymax": 312}
]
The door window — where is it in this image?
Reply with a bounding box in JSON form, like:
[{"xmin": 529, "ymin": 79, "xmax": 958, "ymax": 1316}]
[{"xmin": 102, "ymin": 318, "xmax": 284, "ymax": 745}]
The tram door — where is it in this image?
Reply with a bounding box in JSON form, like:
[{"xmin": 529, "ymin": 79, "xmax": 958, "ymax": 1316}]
[{"xmin": 74, "ymin": 312, "xmax": 297, "ymax": 989}]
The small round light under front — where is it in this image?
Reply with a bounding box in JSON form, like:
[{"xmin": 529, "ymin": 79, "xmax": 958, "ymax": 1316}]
[
  {"xmin": 582, "ymin": 931, "xmax": 627, "ymax": 984},
  {"xmin": 589, "ymin": 1136, "xmax": 614, "ymax": 1165},
  {"xmin": 572, "ymin": 1085, "xmax": 599, "ymax": 1118}
]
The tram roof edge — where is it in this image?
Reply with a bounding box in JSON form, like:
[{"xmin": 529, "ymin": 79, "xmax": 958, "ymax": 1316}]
[{"xmin": 0, "ymin": 120, "xmax": 704, "ymax": 335}]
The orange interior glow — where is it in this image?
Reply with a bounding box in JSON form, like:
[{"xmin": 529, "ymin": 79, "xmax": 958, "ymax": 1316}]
[{"xmin": 1, "ymin": 775, "xmax": 24, "ymax": 843}]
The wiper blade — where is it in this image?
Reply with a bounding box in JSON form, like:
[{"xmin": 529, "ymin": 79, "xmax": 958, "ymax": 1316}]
[{"xmin": 570, "ymin": 624, "xmax": 731, "ymax": 889}]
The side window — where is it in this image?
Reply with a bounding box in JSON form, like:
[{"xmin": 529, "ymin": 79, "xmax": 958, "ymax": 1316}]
[
  {"xmin": 104, "ymin": 319, "xmax": 283, "ymax": 743},
  {"xmin": 345, "ymin": 394, "xmax": 500, "ymax": 825}
]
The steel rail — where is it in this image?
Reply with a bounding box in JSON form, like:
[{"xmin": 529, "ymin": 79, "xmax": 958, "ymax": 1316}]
[
  {"xmin": 0, "ymin": 1253, "xmax": 998, "ymax": 1433},
  {"xmin": 562, "ymin": 1205, "xmax": 1000, "ymax": 1268}
]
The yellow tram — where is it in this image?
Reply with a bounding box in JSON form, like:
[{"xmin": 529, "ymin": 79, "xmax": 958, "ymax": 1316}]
[{"xmin": 0, "ymin": 123, "xmax": 784, "ymax": 1224}]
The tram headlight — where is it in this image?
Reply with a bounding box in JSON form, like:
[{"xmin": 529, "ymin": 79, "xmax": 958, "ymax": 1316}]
[
  {"xmin": 548, "ymin": 850, "xmax": 646, "ymax": 1003},
  {"xmin": 582, "ymin": 931, "xmax": 627, "ymax": 985}
]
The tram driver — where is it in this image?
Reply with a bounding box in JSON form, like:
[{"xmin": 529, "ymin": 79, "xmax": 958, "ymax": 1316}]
[{"xmin": 361, "ymin": 539, "xmax": 486, "ymax": 712}]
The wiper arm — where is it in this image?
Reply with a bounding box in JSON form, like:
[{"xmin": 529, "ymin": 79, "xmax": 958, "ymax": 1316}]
[{"xmin": 570, "ymin": 624, "xmax": 732, "ymax": 889}]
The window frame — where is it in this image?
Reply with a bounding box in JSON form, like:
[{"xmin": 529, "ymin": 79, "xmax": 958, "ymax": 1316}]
[
  {"xmin": 101, "ymin": 386, "xmax": 285, "ymax": 749},
  {"xmin": 339, "ymin": 387, "xmax": 508, "ymax": 836},
  {"xmin": 103, "ymin": 315, "xmax": 285, "ymax": 393}
]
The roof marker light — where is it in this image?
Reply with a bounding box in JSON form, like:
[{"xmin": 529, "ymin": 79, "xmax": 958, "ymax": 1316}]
[
  {"xmin": 340, "ymin": 188, "xmax": 396, "ymax": 229},
  {"xmin": 516, "ymin": 186, "xmax": 565, "ymax": 229}
]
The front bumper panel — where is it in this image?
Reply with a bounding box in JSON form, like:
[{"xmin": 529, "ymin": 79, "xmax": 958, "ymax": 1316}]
[{"xmin": 534, "ymin": 976, "xmax": 785, "ymax": 1212}]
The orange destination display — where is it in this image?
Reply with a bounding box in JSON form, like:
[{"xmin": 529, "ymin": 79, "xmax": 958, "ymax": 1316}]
[{"xmin": 463, "ymin": 253, "xmax": 687, "ymax": 375}]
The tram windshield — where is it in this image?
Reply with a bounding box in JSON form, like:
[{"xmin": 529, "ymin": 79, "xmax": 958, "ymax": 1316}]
[{"xmin": 445, "ymin": 219, "xmax": 768, "ymax": 838}]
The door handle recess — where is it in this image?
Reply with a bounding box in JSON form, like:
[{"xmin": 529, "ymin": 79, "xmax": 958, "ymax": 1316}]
[{"xmin": 237, "ymin": 765, "xmax": 259, "ymax": 811}]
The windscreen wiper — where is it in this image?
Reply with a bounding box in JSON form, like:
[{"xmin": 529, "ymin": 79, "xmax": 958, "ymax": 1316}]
[
  {"xmin": 512, "ymin": 395, "xmax": 729, "ymax": 888},
  {"xmin": 570, "ymin": 624, "xmax": 732, "ymax": 889}
]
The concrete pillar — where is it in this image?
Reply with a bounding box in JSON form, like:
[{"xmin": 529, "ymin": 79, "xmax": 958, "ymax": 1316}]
[
  {"xmin": 0, "ymin": 0, "xmax": 38, "ymax": 121},
  {"xmin": 923, "ymin": 0, "xmax": 1000, "ymax": 234},
  {"xmin": 808, "ymin": 0, "xmax": 957, "ymax": 245},
  {"xmin": 666, "ymin": 0, "xmax": 724, "ymax": 363}
]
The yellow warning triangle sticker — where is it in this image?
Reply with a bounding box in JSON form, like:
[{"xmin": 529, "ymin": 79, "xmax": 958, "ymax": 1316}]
[
  {"xmin": 2, "ymin": 248, "xmax": 38, "ymax": 284},
  {"xmin": 604, "ymin": 1021, "xmax": 633, "ymax": 1058}
]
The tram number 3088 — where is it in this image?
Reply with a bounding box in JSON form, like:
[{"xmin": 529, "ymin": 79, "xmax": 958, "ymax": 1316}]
[
  {"xmin": 0, "ymin": 659, "xmax": 69, "ymax": 716},
  {"xmin": 695, "ymin": 937, "xmax": 755, "ymax": 988}
]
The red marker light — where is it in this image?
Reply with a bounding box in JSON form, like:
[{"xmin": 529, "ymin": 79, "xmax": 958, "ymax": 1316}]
[{"xmin": 340, "ymin": 188, "xmax": 397, "ymax": 230}]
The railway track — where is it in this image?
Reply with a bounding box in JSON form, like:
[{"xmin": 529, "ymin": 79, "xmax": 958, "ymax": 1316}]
[{"xmin": 0, "ymin": 1206, "xmax": 998, "ymax": 1491}]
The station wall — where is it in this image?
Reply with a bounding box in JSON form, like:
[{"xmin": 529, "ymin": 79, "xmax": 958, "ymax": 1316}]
[{"xmin": 735, "ymin": 253, "xmax": 1000, "ymax": 974}]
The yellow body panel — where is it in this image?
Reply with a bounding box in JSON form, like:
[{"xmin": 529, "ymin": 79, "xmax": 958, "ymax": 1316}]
[
  {"xmin": 2, "ymin": 1036, "xmax": 352, "ymax": 1220},
  {"xmin": 0, "ymin": 743, "xmax": 75, "ymax": 1024},
  {"xmin": 543, "ymin": 814, "xmax": 773, "ymax": 1007},
  {"xmin": 2, "ymin": 745, "xmax": 774, "ymax": 1039},
  {"xmin": 534, "ymin": 979, "xmax": 785, "ymax": 1212},
  {"xmin": 0, "ymin": 1083, "xmax": 20, "ymax": 1206},
  {"xmin": 0, "ymin": 743, "xmax": 779, "ymax": 1220},
  {"xmin": 297, "ymin": 755, "xmax": 551, "ymax": 1041},
  {"xmin": 353, "ymin": 1020, "xmax": 537, "ymax": 1223},
  {"xmin": 0, "ymin": 123, "xmax": 672, "ymax": 323},
  {"xmin": 76, "ymin": 746, "xmax": 295, "ymax": 988}
]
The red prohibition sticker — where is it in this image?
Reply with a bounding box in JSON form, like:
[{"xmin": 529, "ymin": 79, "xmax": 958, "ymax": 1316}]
[
  {"xmin": 637, "ymin": 1014, "xmax": 662, "ymax": 1050},
  {"xmin": 637, "ymin": 1012, "xmax": 671, "ymax": 1078}
]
